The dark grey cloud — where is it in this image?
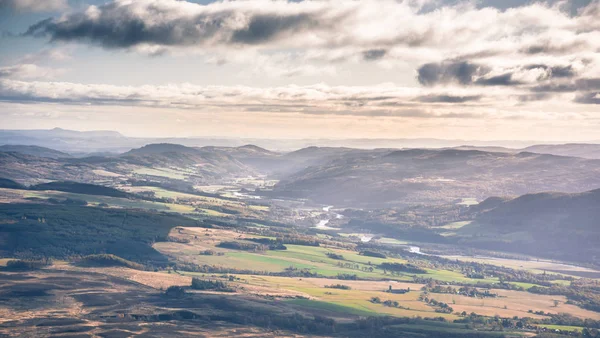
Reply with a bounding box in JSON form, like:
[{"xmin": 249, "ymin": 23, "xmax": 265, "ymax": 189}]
[
  {"xmin": 416, "ymin": 95, "xmax": 482, "ymax": 103},
  {"xmin": 417, "ymin": 61, "xmax": 490, "ymax": 86},
  {"xmin": 475, "ymin": 73, "xmax": 522, "ymax": 86},
  {"xmin": 362, "ymin": 49, "xmax": 387, "ymax": 61},
  {"xmin": 532, "ymin": 78, "xmax": 600, "ymax": 92},
  {"xmin": 517, "ymin": 93, "xmax": 553, "ymax": 102},
  {"xmin": 25, "ymin": 2, "xmax": 324, "ymax": 49},
  {"xmin": 521, "ymin": 40, "xmax": 589, "ymax": 55},
  {"xmin": 574, "ymin": 92, "xmax": 600, "ymax": 104},
  {"xmin": 230, "ymin": 14, "xmax": 315, "ymax": 45},
  {"xmin": 419, "ymin": 60, "xmax": 583, "ymax": 88},
  {"xmin": 421, "ymin": 0, "xmax": 592, "ymax": 15}
]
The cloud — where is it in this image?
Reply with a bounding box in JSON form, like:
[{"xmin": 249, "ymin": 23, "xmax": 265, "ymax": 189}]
[
  {"xmin": 520, "ymin": 40, "xmax": 589, "ymax": 55},
  {"xmin": 574, "ymin": 92, "xmax": 600, "ymax": 104},
  {"xmin": 0, "ymin": 0, "xmax": 67, "ymax": 12},
  {"xmin": 418, "ymin": 60, "xmax": 588, "ymax": 87},
  {"xmin": 25, "ymin": 0, "xmax": 338, "ymax": 49},
  {"xmin": 0, "ymin": 64, "xmax": 63, "ymax": 79},
  {"xmin": 363, "ymin": 49, "xmax": 388, "ymax": 61},
  {"xmin": 417, "ymin": 61, "xmax": 489, "ymax": 86},
  {"xmin": 0, "ymin": 78, "xmax": 503, "ymax": 119},
  {"xmin": 532, "ymin": 78, "xmax": 600, "ymax": 93},
  {"xmin": 475, "ymin": 73, "xmax": 522, "ymax": 86},
  {"xmin": 23, "ymin": 0, "xmax": 600, "ymax": 58},
  {"xmin": 523, "ymin": 64, "xmax": 577, "ymax": 78},
  {"xmin": 416, "ymin": 94, "xmax": 482, "ymax": 103}
]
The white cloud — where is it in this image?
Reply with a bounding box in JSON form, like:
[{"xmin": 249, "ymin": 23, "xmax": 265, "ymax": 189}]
[{"xmin": 0, "ymin": 64, "xmax": 65, "ymax": 80}]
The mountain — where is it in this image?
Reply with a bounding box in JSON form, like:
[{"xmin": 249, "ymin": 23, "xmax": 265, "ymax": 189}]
[
  {"xmin": 121, "ymin": 143, "xmax": 253, "ymax": 179},
  {"xmin": 522, "ymin": 143, "xmax": 600, "ymax": 160},
  {"xmin": 459, "ymin": 189, "xmax": 600, "ymax": 265},
  {"xmin": 0, "ymin": 151, "xmax": 99, "ymax": 185},
  {"xmin": 451, "ymin": 145, "xmax": 516, "ymax": 153},
  {"xmin": 124, "ymin": 143, "xmax": 199, "ymax": 156},
  {"xmin": 0, "ymin": 145, "xmax": 71, "ymax": 159},
  {"xmin": 0, "ymin": 143, "xmax": 256, "ymax": 186},
  {"xmin": 196, "ymin": 145, "xmax": 371, "ymax": 177},
  {"xmin": 270, "ymin": 148, "xmax": 600, "ymax": 207},
  {"xmin": 0, "ymin": 128, "xmax": 139, "ymax": 154}
]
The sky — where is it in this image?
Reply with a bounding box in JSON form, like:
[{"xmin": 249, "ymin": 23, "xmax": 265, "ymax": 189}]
[{"xmin": 0, "ymin": 0, "xmax": 599, "ymax": 141}]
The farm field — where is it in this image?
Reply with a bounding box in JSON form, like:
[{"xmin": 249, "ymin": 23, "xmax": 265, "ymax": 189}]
[
  {"xmin": 440, "ymin": 255, "xmax": 600, "ymax": 278},
  {"xmin": 149, "ymin": 226, "xmax": 600, "ymax": 322},
  {"xmin": 133, "ymin": 167, "xmax": 188, "ymax": 179},
  {"xmin": 20, "ymin": 189, "xmax": 197, "ymax": 213},
  {"xmin": 155, "ymin": 227, "xmax": 504, "ymax": 285}
]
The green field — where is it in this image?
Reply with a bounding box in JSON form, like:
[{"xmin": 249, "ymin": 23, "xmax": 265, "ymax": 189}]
[
  {"xmin": 23, "ymin": 190, "xmax": 196, "ymax": 213},
  {"xmin": 133, "ymin": 167, "xmax": 187, "ymax": 180},
  {"xmin": 286, "ymin": 298, "xmax": 379, "ymax": 317},
  {"xmin": 539, "ymin": 324, "xmax": 583, "ymax": 333}
]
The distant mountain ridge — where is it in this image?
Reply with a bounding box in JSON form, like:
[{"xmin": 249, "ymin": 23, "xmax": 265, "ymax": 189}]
[
  {"xmin": 0, "ymin": 145, "xmax": 71, "ymax": 159},
  {"xmin": 271, "ymin": 148, "xmax": 600, "ymax": 207},
  {"xmin": 522, "ymin": 143, "xmax": 600, "ymax": 159},
  {"xmin": 3, "ymin": 128, "xmax": 600, "ymax": 154}
]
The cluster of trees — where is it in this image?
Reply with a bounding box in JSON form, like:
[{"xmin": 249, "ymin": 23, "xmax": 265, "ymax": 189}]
[
  {"xmin": 528, "ymin": 284, "xmax": 600, "ymax": 313},
  {"xmin": 245, "ymin": 238, "xmax": 287, "ymax": 250},
  {"xmin": 359, "ymin": 250, "xmax": 386, "ymax": 258},
  {"xmin": 455, "ymin": 312, "xmax": 598, "ymax": 336},
  {"xmin": 199, "ymin": 250, "xmax": 224, "ymax": 256},
  {"xmin": 337, "ymin": 273, "xmax": 358, "ymax": 280},
  {"xmin": 336, "ymin": 261, "xmax": 374, "ymax": 272},
  {"xmin": 422, "ymin": 282, "xmax": 497, "ymax": 298},
  {"xmin": 280, "ymin": 266, "xmax": 320, "ymax": 278},
  {"xmin": 190, "ymin": 278, "xmax": 234, "ymax": 292},
  {"xmin": 4, "ymin": 258, "xmax": 53, "ymax": 271},
  {"xmin": 277, "ymin": 235, "xmax": 320, "ymax": 247},
  {"xmin": 370, "ymin": 297, "xmax": 403, "ymax": 308},
  {"xmin": 379, "ymin": 262, "xmax": 427, "ymax": 274},
  {"xmin": 419, "ymin": 296, "xmax": 454, "ymax": 313},
  {"xmin": 326, "ymin": 252, "xmax": 344, "ymax": 260},
  {"xmin": 216, "ymin": 241, "xmax": 267, "ymax": 252},
  {"xmin": 324, "ymin": 284, "xmax": 351, "ymax": 290}
]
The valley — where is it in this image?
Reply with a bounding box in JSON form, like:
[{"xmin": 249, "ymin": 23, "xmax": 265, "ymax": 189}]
[{"xmin": 2, "ymin": 138, "xmax": 600, "ymax": 337}]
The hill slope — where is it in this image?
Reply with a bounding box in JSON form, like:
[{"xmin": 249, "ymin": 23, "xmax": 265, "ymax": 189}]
[
  {"xmin": 0, "ymin": 145, "xmax": 71, "ymax": 159},
  {"xmin": 522, "ymin": 143, "xmax": 600, "ymax": 160},
  {"xmin": 459, "ymin": 189, "xmax": 600, "ymax": 265},
  {"xmin": 271, "ymin": 149, "xmax": 600, "ymax": 207}
]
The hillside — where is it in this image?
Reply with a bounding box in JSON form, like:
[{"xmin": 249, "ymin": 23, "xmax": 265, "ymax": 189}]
[
  {"xmin": 522, "ymin": 144, "xmax": 600, "ymax": 160},
  {"xmin": 0, "ymin": 151, "xmax": 100, "ymax": 184},
  {"xmin": 0, "ymin": 203, "xmax": 199, "ymax": 265},
  {"xmin": 122, "ymin": 143, "xmax": 254, "ymax": 180},
  {"xmin": 29, "ymin": 181, "xmax": 131, "ymax": 198},
  {"xmin": 459, "ymin": 189, "xmax": 600, "ymax": 265},
  {"xmin": 0, "ymin": 143, "xmax": 258, "ymax": 186},
  {"xmin": 271, "ymin": 149, "xmax": 600, "ymax": 207},
  {"xmin": 0, "ymin": 145, "xmax": 71, "ymax": 159}
]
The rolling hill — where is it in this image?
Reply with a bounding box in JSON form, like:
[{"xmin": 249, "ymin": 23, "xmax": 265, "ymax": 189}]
[
  {"xmin": 0, "ymin": 145, "xmax": 71, "ymax": 159},
  {"xmin": 458, "ymin": 189, "xmax": 600, "ymax": 265},
  {"xmin": 522, "ymin": 144, "xmax": 600, "ymax": 160},
  {"xmin": 270, "ymin": 149, "xmax": 600, "ymax": 207}
]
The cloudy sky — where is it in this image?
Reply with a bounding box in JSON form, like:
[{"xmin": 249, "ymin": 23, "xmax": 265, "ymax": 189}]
[{"xmin": 0, "ymin": 0, "xmax": 599, "ymax": 141}]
